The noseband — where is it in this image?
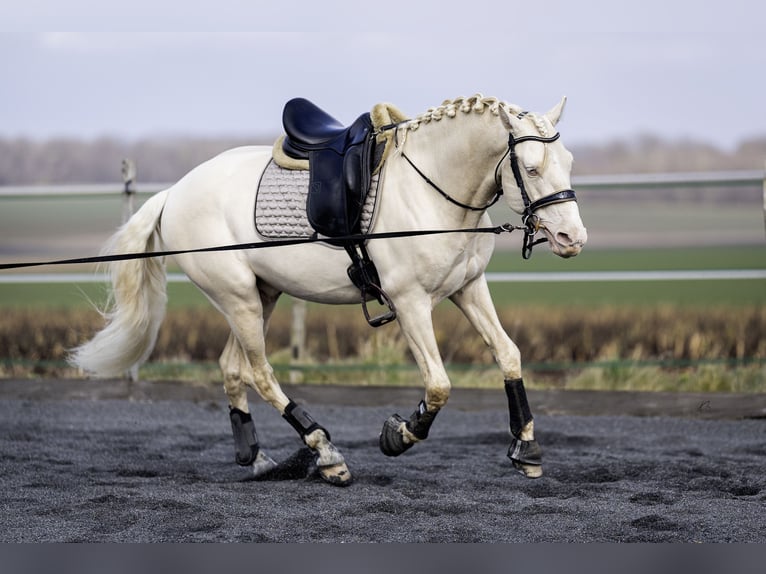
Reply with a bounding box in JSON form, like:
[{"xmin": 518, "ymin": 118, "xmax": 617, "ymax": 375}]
[{"xmin": 502, "ymin": 131, "xmax": 578, "ymax": 259}]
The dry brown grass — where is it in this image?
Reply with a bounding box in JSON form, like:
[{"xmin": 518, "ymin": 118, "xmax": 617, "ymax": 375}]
[{"xmin": 2, "ymin": 305, "xmax": 763, "ymax": 373}]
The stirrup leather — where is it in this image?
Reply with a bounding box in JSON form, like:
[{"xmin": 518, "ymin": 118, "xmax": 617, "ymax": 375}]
[{"xmin": 345, "ymin": 242, "xmax": 396, "ymax": 327}]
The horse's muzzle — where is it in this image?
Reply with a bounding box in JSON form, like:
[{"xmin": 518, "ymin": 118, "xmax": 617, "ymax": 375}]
[{"xmin": 545, "ymin": 226, "xmax": 587, "ymax": 258}]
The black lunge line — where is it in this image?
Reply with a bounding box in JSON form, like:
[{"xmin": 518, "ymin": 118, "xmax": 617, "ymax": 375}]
[{"xmin": 0, "ymin": 224, "xmax": 524, "ymax": 271}]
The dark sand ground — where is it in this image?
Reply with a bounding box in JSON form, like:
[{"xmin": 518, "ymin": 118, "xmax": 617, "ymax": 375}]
[{"xmin": 1, "ymin": 379, "xmax": 764, "ymax": 542}]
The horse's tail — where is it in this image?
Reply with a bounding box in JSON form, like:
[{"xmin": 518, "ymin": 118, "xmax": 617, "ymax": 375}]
[{"xmin": 69, "ymin": 189, "xmax": 170, "ymax": 377}]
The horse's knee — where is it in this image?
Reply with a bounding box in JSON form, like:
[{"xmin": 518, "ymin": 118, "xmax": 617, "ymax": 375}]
[{"xmin": 497, "ymin": 337, "xmax": 522, "ymax": 378}]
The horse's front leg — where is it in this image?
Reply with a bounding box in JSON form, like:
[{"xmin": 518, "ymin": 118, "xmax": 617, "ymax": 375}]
[
  {"xmin": 449, "ymin": 275, "xmax": 543, "ymax": 478},
  {"xmin": 379, "ymin": 294, "xmax": 448, "ymax": 457}
]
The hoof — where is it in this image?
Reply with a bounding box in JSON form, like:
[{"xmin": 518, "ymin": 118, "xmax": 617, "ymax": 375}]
[
  {"xmin": 512, "ymin": 460, "xmax": 543, "ymax": 478},
  {"xmin": 318, "ymin": 462, "xmax": 353, "ymax": 486},
  {"xmin": 379, "ymin": 414, "xmax": 412, "ymax": 457},
  {"xmin": 508, "ymin": 437, "xmax": 543, "ymax": 478},
  {"xmin": 251, "ymin": 450, "xmax": 278, "ymax": 478}
]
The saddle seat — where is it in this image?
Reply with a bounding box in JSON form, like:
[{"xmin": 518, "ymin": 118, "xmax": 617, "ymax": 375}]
[{"xmin": 282, "ymin": 98, "xmax": 371, "ymax": 157}]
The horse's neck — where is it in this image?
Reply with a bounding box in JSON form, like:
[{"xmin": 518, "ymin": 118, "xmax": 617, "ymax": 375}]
[{"xmin": 396, "ymin": 118, "xmax": 504, "ymax": 220}]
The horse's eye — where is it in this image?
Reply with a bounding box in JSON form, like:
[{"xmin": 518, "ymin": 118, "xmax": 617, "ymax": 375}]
[{"xmin": 526, "ymin": 167, "xmax": 539, "ymax": 178}]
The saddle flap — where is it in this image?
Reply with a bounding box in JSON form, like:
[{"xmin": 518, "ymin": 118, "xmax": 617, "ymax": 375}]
[{"xmin": 306, "ymin": 128, "xmax": 375, "ymax": 238}]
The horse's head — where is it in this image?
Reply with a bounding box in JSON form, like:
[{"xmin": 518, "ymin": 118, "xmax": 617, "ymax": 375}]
[{"xmin": 497, "ymin": 99, "xmax": 587, "ymax": 258}]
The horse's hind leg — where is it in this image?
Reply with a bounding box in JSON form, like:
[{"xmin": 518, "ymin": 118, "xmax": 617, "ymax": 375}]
[
  {"xmin": 219, "ymin": 332, "xmax": 277, "ymax": 476},
  {"xmin": 449, "ymin": 275, "xmax": 542, "ymax": 478},
  {"xmin": 220, "ymin": 282, "xmax": 352, "ymax": 486}
]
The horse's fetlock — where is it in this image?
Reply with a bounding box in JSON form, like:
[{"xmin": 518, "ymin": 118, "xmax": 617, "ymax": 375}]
[
  {"xmin": 518, "ymin": 419, "xmax": 535, "ymax": 442},
  {"xmin": 303, "ymin": 427, "xmax": 328, "ymax": 450},
  {"xmin": 314, "ymin": 438, "xmax": 345, "ymax": 468},
  {"xmin": 406, "ymin": 400, "xmax": 439, "ymax": 440},
  {"xmin": 401, "ymin": 423, "xmax": 419, "ymax": 445}
]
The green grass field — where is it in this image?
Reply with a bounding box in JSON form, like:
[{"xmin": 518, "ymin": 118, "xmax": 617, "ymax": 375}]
[
  {"xmin": 0, "ymin": 245, "xmax": 762, "ymax": 309},
  {"xmin": 486, "ymin": 245, "xmax": 765, "ymax": 307},
  {"xmin": 486, "ymin": 245, "xmax": 765, "ymax": 272}
]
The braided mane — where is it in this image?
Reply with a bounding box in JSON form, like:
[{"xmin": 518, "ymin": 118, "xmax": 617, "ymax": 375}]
[{"xmin": 402, "ymin": 94, "xmax": 549, "ymax": 136}]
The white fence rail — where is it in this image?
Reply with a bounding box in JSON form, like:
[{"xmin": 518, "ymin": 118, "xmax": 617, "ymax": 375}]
[
  {"xmin": 0, "ymin": 182, "xmax": 165, "ymax": 198},
  {"xmin": 1, "ymin": 169, "xmax": 764, "ymax": 197},
  {"xmin": 1, "ymin": 167, "xmax": 765, "ymax": 285},
  {"xmin": 573, "ymin": 169, "xmax": 765, "ymax": 189},
  {"xmin": 1, "ymin": 270, "xmax": 765, "ymax": 285}
]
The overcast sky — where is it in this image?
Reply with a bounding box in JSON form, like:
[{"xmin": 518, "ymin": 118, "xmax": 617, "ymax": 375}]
[{"xmin": 1, "ymin": 1, "xmax": 764, "ymax": 148}]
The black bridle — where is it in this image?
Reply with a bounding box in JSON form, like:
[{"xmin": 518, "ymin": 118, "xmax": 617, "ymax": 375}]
[
  {"xmin": 402, "ymin": 127, "xmax": 577, "ymax": 259},
  {"xmin": 504, "ymin": 131, "xmax": 577, "ymax": 258}
]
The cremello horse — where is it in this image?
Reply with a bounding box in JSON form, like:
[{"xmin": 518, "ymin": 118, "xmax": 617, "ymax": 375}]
[{"xmin": 71, "ymin": 95, "xmax": 587, "ymax": 486}]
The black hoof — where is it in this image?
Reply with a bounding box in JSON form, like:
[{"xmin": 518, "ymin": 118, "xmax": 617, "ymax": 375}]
[{"xmin": 379, "ymin": 414, "xmax": 413, "ymax": 457}]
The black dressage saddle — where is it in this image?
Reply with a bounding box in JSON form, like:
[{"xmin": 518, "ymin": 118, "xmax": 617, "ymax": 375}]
[
  {"xmin": 281, "ymin": 98, "xmax": 396, "ymax": 327},
  {"xmin": 282, "ymin": 97, "xmax": 375, "ymax": 239}
]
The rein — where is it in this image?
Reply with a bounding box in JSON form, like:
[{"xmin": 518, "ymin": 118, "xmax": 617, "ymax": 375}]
[{"xmin": 0, "ymin": 224, "xmax": 526, "ymax": 271}]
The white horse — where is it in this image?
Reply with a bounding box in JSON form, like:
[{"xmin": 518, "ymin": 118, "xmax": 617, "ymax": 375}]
[{"xmin": 71, "ymin": 94, "xmax": 587, "ymax": 486}]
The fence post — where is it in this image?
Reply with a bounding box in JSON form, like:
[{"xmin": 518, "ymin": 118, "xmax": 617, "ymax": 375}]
[
  {"xmin": 290, "ymin": 298, "xmax": 307, "ymax": 383},
  {"xmin": 762, "ymin": 160, "xmax": 766, "ymax": 240},
  {"xmin": 121, "ymin": 159, "xmax": 136, "ymax": 224},
  {"xmin": 121, "ymin": 159, "xmax": 140, "ymax": 383}
]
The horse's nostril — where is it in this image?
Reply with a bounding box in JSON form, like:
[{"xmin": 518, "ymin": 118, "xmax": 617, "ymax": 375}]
[{"xmin": 555, "ymin": 231, "xmax": 573, "ymax": 246}]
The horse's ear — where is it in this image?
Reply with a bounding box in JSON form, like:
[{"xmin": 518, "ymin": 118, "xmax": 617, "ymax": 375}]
[
  {"xmin": 498, "ymin": 105, "xmax": 516, "ymax": 132},
  {"xmin": 545, "ymin": 96, "xmax": 567, "ymax": 126}
]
